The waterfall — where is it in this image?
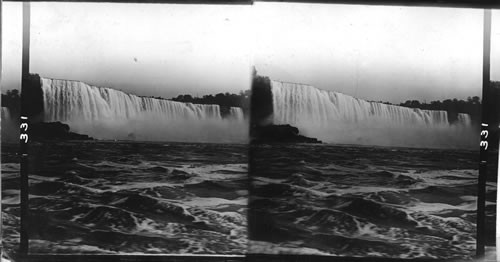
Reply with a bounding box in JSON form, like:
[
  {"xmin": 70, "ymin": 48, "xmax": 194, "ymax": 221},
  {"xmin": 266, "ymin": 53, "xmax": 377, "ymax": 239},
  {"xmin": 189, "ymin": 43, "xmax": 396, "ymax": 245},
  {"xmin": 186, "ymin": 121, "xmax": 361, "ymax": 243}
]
[
  {"xmin": 229, "ymin": 107, "xmax": 245, "ymax": 120},
  {"xmin": 271, "ymin": 80, "xmax": 476, "ymax": 148},
  {"xmin": 1, "ymin": 107, "xmax": 11, "ymax": 122},
  {"xmin": 457, "ymin": 113, "xmax": 472, "ymax": 126},
  {"xmin": 41, "ymin": 78, "xmax": 247, "ymax": 143}
]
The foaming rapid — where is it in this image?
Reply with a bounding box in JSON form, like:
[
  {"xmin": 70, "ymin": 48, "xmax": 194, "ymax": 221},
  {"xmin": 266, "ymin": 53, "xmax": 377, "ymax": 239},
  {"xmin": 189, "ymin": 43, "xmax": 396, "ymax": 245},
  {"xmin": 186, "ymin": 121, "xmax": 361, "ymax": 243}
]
[
  {"xmin": 41, "ymin": 78, "xmax": 248, "ymax": 143},
  {"xmin": 249, "ymin": 144, "xmax": 478, "ymax": 259},
  {"xmin": 271, "ymin": 81, "xmax": 475, "ymax": 148},
  {"xmin": 3, "ymin": 141, "xmax": 248, "ymax": 254}
]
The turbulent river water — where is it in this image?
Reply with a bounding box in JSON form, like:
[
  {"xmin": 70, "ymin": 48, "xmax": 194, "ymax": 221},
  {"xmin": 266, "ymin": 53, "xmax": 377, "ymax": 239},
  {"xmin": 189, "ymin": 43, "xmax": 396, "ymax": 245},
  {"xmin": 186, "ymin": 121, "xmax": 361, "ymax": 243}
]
[
  {"xmin": 249, "ymin": 143, "xmax": 481, "ymax": 259},
  {"xmin": 2, "ymin": 141, "xmax": 248, "ymax": 255}
]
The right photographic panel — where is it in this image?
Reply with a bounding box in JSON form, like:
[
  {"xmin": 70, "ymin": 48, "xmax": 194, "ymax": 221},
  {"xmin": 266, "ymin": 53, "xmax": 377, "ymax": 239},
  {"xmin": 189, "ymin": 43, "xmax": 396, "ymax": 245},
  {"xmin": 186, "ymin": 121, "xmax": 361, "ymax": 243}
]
[{"xmin": 249, "ymin": 3, "xmax": 484, "ymax": 259}]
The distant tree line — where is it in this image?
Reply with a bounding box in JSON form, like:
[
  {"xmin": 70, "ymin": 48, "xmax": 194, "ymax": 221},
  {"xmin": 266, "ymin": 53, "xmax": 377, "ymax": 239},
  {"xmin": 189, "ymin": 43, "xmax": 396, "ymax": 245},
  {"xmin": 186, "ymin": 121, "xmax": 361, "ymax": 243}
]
[
  {"xmin": 399, "ymin": 96, "xmax": 480, "ymax": 111},
  {"xmin": 365, "ymin": 84, "xmax": 500, "ymax": 126},
  {"xmin": 396, "ymin": 81, "xmax": 500, "ymax": 124},
  {"xmin": 398, "ymin": 96, "xmax": 482, "ymax": 124},
  {"xmin": 171, "ymin": 91, "xmax": 251, "ymax": 116},
  {"xmin": 360, "ymin": 96, "xmax": 481, "ymax": 124}
]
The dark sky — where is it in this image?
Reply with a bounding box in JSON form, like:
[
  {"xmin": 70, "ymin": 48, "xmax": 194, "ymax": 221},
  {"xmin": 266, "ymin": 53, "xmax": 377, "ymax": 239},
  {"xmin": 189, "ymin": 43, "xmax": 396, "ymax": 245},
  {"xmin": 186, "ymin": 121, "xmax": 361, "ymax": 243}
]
[{"xmin": 2, "ymin": 3, "xmax": 499, "ymax": 103}]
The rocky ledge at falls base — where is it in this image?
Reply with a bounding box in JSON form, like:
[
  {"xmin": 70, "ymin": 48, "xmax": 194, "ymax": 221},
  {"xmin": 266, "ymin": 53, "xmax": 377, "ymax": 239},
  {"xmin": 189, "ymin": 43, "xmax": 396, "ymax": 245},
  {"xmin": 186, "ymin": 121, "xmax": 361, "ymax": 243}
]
[
  {"xmin": 252, "ymin": 124, "xmax": 322, "ymax": 144},
  {"xmin": 30, "ymin": 122, "xmax": 93, "ymax": 141}
]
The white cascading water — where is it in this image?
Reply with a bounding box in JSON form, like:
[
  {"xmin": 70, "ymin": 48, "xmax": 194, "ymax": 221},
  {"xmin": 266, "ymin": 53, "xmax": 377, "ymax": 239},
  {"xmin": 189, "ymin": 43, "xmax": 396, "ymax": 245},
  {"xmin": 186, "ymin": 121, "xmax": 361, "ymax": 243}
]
[
  {"xmin": 1, "ymin": 107, "xmax": 11, "ymax": 122},
  {"xmin": 41, "ymin": 78, "xmax": 248, "ymax": 143},
  {"xmin": 229, "ymin": 107, "xmax": 245, "ymax": 120},
  {"xmin": 271, "ymin": 80, "xmax": 476, "ymax": 148},
  {"xmin": 457, "ymin": 113, "xmax": 472, "ymax": 126}
]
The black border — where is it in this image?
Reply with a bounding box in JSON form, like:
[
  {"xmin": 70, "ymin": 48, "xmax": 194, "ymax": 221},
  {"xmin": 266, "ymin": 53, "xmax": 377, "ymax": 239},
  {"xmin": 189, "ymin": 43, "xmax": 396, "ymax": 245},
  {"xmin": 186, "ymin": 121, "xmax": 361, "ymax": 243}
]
[
  {"xmin": 258, "ymin": 0, "xmax": 500, "ymax": 9},
  {"xmin": 477, "ymin": 9, "xmax": 492, "ymax": 256},
  {"xmin": 1, "ymin": 0, "xmax": 500, "ymax": 8},
  {"xmin": 5, "ymin": 0, "xmax": 252, "ymax": 3},
  {"xmin": 7, "ymin": 0, "xmax": 496, "ymax": 261},
  {"xmin": 19, "ymin": 0, "xmax": 31, "ymax": 257}
]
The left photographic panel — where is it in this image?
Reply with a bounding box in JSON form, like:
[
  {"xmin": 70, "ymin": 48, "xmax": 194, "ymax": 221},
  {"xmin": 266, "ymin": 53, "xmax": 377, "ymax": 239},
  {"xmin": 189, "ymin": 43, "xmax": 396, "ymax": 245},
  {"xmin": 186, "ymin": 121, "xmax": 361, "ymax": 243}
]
[
  {"xmin": 2, "ymin": 2, "xmax": 23, "ymax": 258},
  {"xmin": 16, "ymin": 2, "xmax": 252, "ymax": 255}
]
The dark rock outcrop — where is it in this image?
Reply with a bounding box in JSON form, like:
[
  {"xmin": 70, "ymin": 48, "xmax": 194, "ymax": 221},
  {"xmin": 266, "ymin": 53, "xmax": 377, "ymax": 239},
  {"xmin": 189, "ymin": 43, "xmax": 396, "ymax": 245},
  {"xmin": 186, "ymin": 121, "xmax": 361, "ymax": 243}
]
[
  {"xmin": 21, "ymin": 73, "xmax": 44, "ymax": 120},
  {"xmin": 250, "ymin": 70, "xmax": 321, "ymax": 144},
  {"xmin": 29, "ymin": 122, "xmax": 93, "ymax": 141},
  {"xmin": 252, "ymin": 124, "xmax": 321, "ymax": 144},
  {"xmin": 250, "ymin": 72, "xmax": 274, "ymax": 131}
]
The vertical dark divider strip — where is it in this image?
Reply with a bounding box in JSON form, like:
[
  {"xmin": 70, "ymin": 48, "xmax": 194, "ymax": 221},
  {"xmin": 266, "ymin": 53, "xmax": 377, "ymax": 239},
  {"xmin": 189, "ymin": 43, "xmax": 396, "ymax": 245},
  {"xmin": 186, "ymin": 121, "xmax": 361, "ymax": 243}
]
[
  {"xmin": 477, "ymin": 8, "xmax": 491, "ymax": 257},
  {"xmin": 0, "ymin": 0, "xmax": 3, "ymax": 254},
  {"xmin": 247, "ymin": 68, "xmax": 256, "ymax": 261},
  {"xmin": 246, "ymin": 69, "xmax": 254, "ymax": 260},
  {"xmin": 19, "ymin": 0, "xmax": 30, "ymax": 255}
]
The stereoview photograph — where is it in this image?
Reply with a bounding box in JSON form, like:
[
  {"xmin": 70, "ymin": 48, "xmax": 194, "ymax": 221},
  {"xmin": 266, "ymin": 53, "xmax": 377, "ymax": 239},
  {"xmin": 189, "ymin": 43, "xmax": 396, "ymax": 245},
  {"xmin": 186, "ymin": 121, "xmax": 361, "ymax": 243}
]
[
  {"xmin": 249, "ymin": 3, "xmax": 483, "ymax": 259},
  {"xmin": 2, "ymin": 2, "xmax": 252, "ymax": 255}
]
